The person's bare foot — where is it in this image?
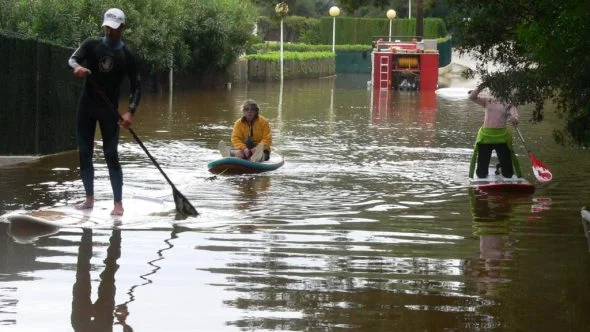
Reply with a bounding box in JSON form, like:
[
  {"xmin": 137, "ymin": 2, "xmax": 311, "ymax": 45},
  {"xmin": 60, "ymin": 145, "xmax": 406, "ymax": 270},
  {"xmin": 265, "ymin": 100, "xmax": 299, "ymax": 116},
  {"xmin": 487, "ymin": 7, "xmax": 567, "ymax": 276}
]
[
  {"xmin": 75, "ymin": 197, "xmax": 94, "ymax": 210},
  {"xmin": 111, "ymin": 202, "xmax": 124, "ymax": 216}
]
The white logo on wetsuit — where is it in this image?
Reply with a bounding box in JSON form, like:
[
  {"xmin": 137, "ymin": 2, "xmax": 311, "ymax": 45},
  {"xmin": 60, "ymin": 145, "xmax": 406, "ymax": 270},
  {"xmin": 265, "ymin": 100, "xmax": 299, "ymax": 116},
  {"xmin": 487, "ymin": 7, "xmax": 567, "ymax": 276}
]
[{"xmin": 99, "ymin": 56, "xmax": 114, "ymax": 72}]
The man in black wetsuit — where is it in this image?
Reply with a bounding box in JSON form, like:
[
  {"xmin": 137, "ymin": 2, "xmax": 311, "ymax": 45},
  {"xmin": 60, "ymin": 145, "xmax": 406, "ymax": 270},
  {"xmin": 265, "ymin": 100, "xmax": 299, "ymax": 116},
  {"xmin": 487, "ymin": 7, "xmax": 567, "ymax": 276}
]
[{"xmin": 68, "ymin": 8, "xmax": 141, "ymax": 216}]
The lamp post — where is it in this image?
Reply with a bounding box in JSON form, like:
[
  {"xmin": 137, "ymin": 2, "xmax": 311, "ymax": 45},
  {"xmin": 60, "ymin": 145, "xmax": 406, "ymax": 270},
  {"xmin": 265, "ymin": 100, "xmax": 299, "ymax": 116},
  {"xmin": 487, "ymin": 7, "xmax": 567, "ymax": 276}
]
[
  {"xmin": 387, "ymin": 9, "xmax": 396, "ymax": 42},
  {"xmin": 275, "ymin": 2, "xmax": 289, "ymax": 80},
  {"xmin": 329, "ymin": 6, "xmax": 340, "ymax": 53},
  {"xmin": 409, "ymin": 0, "xmax": 412, "ymax": 19}
]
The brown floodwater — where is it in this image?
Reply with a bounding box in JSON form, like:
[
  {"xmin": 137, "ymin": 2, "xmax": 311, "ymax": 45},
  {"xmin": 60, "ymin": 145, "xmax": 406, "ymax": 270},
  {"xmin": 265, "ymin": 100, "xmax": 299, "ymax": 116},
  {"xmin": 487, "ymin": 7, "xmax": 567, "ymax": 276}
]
[{"xmin": 1, "ymin": 73, "xmax": 590, "ymax": 331}]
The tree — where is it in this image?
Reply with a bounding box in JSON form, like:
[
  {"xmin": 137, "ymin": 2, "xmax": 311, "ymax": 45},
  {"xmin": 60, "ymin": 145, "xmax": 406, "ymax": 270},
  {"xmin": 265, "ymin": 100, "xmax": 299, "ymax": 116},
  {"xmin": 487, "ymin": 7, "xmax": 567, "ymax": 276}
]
[
  {"xmin": 337, "ymin": 0, "xmax": 389, "ymax": 14},
  {"xmin": 335, "ymin": 0, "xmax": 440, "ymax": 18},
  {"xmin": 447, "ymin": 0, "xmax": 590, "ymax": 146},
  {"xmin": 180, "ymin": 0, "xmax": 258, "ymax": 73},
  {"xmin": 0, "ymin": 0, "xmax": 257, "ymax": 78}
]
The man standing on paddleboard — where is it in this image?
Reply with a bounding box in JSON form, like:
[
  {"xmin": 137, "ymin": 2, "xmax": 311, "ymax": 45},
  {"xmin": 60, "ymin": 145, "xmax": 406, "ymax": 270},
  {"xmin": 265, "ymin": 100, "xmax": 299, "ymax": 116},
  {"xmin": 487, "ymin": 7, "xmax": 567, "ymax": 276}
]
[
  {"xmin": 68, "ymin": 8, "xmax": 141, "ymax": 215},
  {"xmin": 468, "ymin": 85, "xmax": 522, "ymax": 179}
]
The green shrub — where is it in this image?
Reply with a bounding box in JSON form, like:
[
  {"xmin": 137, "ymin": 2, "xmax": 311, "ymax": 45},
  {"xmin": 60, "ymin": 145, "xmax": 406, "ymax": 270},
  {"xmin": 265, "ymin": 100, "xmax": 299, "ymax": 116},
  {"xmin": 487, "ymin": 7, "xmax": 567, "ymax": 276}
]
[
  {"xmin": 251, "ymin": 42, "xmax": 371, "ymax": 53},
  {"xmin": 245, "ymin": 51, "xmax": 334, "ymax": 62}
]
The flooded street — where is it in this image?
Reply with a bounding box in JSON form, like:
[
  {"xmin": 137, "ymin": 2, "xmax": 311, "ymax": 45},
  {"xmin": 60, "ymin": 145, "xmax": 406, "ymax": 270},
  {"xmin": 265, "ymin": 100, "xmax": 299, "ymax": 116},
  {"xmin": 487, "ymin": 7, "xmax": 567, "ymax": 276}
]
[{"xmin": 1, "ymin": 73, "xmax": 590, "ymax": 331}]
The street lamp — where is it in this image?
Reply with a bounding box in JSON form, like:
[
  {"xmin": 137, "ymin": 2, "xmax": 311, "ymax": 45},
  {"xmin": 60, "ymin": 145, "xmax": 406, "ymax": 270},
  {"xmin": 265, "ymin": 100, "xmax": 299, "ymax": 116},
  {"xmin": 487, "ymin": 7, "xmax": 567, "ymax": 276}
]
[
  {"xmin": 329, "ymin": 6, "xmax": 340, "ymax": 53},
  {"xmin": 275, "ymin": 2, "xmax": 289, "ymax": 80},
  {"xmin": 409, "ymin": 0, "xmax": 412, "ymax": 19},
  {"xmin": 387, "ymin": 9, "xmax": 396, "ymax": 42}
]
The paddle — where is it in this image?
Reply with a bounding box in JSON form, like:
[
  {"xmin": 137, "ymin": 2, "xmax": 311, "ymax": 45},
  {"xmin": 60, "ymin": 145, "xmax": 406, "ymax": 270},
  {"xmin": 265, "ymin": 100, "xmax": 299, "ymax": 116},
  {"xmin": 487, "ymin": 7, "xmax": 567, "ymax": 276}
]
[
  {"xmin": 514, "ymin": 126, "xmax": 553, "ymax": 183},
  {"xmin": 88, "ymin": 77, "xmax": 198, "ymax": 216}
]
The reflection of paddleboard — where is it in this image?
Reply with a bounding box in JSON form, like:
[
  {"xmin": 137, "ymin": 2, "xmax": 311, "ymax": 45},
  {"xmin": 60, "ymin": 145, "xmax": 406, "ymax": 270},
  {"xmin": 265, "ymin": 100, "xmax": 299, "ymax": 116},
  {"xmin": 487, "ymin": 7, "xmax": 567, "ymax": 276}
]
[
  {"xmin": 469, "ymin": 167, "xmax": 535, "ymax": 194},
  {"xmin": 8, "ymin": 219, "xmax": 61, "ymax": 244},
  {"xmin": 208, "ymin": 153, "xmax": 284, "ymax": 175},
  {"xmin": 5, "ymin": 196, "xmax": 173, "ymax": 230}
]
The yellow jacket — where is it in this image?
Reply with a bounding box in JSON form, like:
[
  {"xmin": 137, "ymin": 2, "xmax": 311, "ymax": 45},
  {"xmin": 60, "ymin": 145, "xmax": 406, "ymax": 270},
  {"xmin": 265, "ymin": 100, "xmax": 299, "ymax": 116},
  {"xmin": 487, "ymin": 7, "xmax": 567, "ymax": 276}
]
[{"xmin": 231, "ymin": 115, "xmax": 272, "ymax": 151}]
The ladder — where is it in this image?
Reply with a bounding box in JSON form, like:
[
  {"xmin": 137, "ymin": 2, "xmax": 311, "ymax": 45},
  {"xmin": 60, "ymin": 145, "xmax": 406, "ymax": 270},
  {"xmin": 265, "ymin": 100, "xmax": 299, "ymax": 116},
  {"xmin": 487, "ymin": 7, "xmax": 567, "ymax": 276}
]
[{"xmin": 379, "ymin": 55, "xmax": 390, "ymax": 90}]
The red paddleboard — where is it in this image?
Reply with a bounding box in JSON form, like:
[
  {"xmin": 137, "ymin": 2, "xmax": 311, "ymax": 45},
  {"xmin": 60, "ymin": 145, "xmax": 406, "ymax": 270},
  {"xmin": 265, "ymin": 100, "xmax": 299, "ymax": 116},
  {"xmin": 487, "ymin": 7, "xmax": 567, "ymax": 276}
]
[{"xmin": 470, "ymin": 168, "xmax": 535, "ymax": 194}]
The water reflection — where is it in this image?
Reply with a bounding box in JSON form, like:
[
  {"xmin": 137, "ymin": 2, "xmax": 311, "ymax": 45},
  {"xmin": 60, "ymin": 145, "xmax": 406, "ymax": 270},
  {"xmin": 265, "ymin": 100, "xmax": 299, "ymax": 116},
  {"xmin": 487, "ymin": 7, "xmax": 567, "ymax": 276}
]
[
  {"xmin": 469, "ymin": 190, "xmax": 514, "ymax": 299},
  {"xmin": 231, "ymin": 176, "xmax": 271, "ymax": 212},
  {"xmin": 70, "ymin": 227, "xmax": 183, "ymax": 332},
  {"xmin": 114, "ymin": 227, "xmax": 182, "ymax": 331},
  {"xmin": 468, "ymin": 189, "xmax": 553, "ymax": 300},
  {"xmin": 582, "ymin": 208, "xmax": 590, "ymax": 252},
  {"xmin": 7, "ymin": 218, "xmax": 60, "ymax": 244},
  {"xmin": 2, "ymin": 72, "xmax": 590, "ymax": 331},
  {"xmin": 371, "ymin": 89, "xmax": 394, "ymax": 123},
  {"xmin": 371, "ymin": 90, "xmax": 436, "ymax": 122},
  {"xmin": 370, "ymin": 90, "xmax": 438, "ymax": 149},
  {"xmin": 71, "ymin": 229, "xmax": 121, "ymax": 332},
  {"xmin": 469, "ymin": 190, "xmax": 518, "ymax": 223}
]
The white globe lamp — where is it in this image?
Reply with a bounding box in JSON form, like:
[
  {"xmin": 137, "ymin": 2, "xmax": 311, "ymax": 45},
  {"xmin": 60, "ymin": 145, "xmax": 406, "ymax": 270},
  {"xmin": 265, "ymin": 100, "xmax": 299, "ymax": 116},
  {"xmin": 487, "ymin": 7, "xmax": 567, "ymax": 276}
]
[
  {"xmin": 329, "ymin": 6, "xmax": 340, "ymax": 53},
  {"xmin": 387, "ymin": 9, "xmax": 396, "ymax": 42}
]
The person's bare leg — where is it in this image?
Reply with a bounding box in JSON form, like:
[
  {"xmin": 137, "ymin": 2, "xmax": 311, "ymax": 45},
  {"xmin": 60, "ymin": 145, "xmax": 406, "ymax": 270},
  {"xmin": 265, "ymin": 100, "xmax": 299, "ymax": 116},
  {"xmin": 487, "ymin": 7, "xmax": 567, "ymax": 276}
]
[
  {"xmin": 75, "ymin": 196, "xmax": 94, "ymax": 210},
  {"xmin": 250, "ymin": 143, "xmax": 264, "ymax": 162},
  {"xmin": 218, "ymin": 140, "xmax": 230, "ymax": 157},
  {"xmin": 111, "ymin": 201, "xmax": 124, "ymax": 216}
]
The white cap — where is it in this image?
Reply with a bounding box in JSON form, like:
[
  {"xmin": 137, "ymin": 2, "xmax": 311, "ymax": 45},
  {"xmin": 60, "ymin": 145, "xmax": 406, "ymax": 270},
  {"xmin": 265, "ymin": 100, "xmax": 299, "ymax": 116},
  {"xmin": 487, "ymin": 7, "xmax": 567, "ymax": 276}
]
[{"xmin": 102, "ymin": 8, "xmax": 125, "ymax": 29}]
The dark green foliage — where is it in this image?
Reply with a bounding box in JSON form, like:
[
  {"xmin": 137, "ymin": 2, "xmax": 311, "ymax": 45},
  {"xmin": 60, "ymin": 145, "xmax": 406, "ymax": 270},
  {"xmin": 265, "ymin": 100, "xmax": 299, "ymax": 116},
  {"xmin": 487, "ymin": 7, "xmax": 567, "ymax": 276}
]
[
  {"xmin": 319, "ymin": 17, "xmax": 447, "ymax": 45},
  {"xmin": 447, "ymin": 0, "xmax": 590, "ymax": 146},
  {"xmin": 245, "ymin": 51, "xmax": 334, "ymax": 61},
  {"xmin": 251, "ymin": 0, "xmax": 334, "ymax": 17},
  {"xmin": 336, "ymin": 0, "xmax": 443, "ymax": 18},
  {"xmin": 337, "ymin": 0, "xmax": 390, "ymax": 14},
  {"xmin": 247, "ymin": 56, "xmax": 334, "ymax": 81},
  {"xmin": 256, "ymin": 15, "xmax": 321, "ymax": 43},
  {"xmin": 252, "ymin": 42, "xmax": 371, "ymax": 52},
  {"xmin": 0, "ymin": 0, "xmax": 258, "ymax": 76},
  {"xmin": 257, "ymin": 14, "xmax": 447, "ymax": 45}
]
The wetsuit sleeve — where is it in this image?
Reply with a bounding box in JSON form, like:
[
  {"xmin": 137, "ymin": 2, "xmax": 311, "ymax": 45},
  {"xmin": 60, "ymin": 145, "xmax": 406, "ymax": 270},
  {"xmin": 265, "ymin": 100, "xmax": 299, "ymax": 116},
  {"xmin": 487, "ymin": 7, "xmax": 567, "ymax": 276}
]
[
  {"xmin": 68, "ymin": 38, "xmax": 92, "ymax": 68},
  {"xmin": 124, "ymin": 48, "xmax": 141, "ymax": 114}
]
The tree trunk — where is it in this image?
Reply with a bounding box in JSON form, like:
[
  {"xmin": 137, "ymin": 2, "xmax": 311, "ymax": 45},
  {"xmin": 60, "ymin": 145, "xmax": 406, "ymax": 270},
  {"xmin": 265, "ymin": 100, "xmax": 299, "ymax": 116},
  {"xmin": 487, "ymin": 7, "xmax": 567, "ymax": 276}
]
[{"xmin": 416, "ymin": 0, "xmax": 424, "ymax": 40}]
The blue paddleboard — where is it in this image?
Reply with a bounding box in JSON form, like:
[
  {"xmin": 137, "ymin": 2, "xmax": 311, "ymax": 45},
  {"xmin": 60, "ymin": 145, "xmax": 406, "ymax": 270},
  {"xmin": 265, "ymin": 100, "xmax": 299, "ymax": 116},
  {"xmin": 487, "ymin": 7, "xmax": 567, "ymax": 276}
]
[{"xmin": 208, "ymin": 153, "xmax": 284, "ymax": 175}]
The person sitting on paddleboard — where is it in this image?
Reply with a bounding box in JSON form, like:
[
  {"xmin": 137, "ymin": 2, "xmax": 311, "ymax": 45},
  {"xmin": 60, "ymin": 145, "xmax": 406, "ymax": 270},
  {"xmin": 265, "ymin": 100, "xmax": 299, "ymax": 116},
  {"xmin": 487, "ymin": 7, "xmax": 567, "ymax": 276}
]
[
  {"xmin": 468, "ymin": 85, "xmax": 522, "ymax": 179},
  {"xmin": 218, "ymin": 99, "xmax": 272, "ymax": 162}
]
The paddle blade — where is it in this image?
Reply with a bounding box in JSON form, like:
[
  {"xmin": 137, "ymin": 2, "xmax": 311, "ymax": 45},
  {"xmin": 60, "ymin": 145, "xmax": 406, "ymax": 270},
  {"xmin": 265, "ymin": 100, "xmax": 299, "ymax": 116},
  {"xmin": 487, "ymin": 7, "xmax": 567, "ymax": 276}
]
[
  {"xmin": 173, "ymin": 189, "xmax": 198, "ymax": 216},
  {"xmin": 529, "ymin": 152, "xmax": 552, "ymax": 183}
]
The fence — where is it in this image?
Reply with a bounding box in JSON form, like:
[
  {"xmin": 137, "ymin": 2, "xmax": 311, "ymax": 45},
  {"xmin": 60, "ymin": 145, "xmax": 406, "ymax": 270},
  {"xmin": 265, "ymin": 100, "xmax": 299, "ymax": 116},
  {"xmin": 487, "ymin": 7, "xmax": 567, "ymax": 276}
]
[{"xmin": 0, "ymin": 31, "xmax": 81, "ymax": 156}]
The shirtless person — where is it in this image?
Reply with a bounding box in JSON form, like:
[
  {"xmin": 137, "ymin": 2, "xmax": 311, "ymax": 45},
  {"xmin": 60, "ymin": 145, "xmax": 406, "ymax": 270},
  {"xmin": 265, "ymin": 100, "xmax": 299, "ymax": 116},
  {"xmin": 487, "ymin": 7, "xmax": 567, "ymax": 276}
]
[{"xmin": 468, "ymin": 86, "xmax": 522, "ymax": 179}]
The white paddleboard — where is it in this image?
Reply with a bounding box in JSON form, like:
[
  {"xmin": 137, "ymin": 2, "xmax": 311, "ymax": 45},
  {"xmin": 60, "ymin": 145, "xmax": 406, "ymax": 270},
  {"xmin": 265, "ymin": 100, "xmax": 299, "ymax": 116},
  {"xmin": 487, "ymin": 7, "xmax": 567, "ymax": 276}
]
[
  {"xmin": 435, "ymin": 87, "xmax": 472, "ymax": 99},
  {"xmin": 5, "ymin": 196, "xmax": 175, "ymax": 230}
]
